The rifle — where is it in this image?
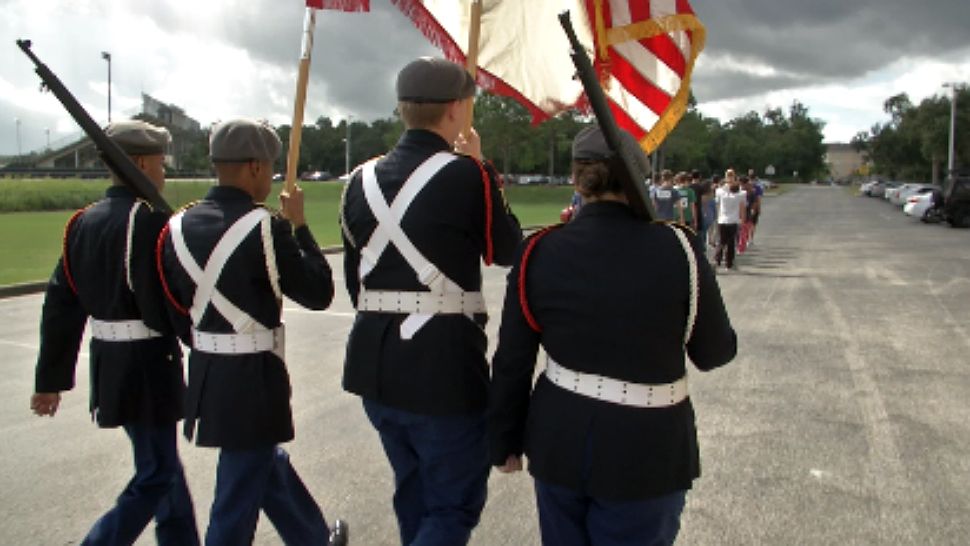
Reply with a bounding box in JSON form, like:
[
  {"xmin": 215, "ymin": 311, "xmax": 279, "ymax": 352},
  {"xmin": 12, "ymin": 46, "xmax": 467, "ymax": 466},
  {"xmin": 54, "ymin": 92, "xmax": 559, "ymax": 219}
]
[
  {"xmin": 558, "ymin": 11, "xmax": 655, "ymax": 221},
  {"xmin": 16, "ymin": 39, "xmax": 172, "ymax": 214}
]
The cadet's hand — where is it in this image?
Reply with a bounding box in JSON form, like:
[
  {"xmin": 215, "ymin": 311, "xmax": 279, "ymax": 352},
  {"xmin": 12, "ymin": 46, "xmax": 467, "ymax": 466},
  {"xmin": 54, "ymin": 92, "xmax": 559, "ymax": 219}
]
[
  {"xmin": 31, "ymin": 392, "xmax": 61, "ymax": 417},
  {"xmin": 497, "ymin": 454, "xmax": 523, "ymax": 474},
  {"xmin": 455, "ymin": 127, "xmax": 483, "ymax": 160},
  {"xmin": 279, "ymin": 186, "xmax": 307, "ymax": 228}
]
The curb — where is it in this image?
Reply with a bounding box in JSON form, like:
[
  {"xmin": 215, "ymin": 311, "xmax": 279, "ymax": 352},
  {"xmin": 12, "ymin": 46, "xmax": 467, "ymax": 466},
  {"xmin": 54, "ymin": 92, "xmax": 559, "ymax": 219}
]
[
  {"xmin": 0, "ymin": 228, "xmax": 547, "ymax": 300},
  {"xmin": 0, "ymin": 281, "xmax": 48, "ymax": 299}
]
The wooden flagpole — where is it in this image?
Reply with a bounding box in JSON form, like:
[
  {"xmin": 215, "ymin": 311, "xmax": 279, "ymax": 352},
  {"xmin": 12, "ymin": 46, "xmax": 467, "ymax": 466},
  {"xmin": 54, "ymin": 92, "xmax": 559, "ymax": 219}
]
[
  {"xmin": 285, "ymin": 8, "xmax": 317, "ymax": 195},
  {"xmin": 463, "ymin": 0, "xmax": 482, "ymax": 135}
]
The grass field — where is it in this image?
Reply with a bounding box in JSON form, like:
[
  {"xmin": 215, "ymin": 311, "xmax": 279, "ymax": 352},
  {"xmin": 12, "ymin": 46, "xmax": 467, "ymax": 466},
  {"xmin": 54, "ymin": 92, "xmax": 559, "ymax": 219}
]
[{"xmin": 0, "ymin": 178, "xmax": 572, "ymax": 286}]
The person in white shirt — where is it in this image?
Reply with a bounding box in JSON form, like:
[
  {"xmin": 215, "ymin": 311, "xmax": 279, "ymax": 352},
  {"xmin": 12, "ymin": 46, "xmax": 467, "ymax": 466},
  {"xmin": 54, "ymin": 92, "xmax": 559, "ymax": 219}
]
[{"xmin": 714, "ymin": 169, "xmax": 747, "ymax": 270}]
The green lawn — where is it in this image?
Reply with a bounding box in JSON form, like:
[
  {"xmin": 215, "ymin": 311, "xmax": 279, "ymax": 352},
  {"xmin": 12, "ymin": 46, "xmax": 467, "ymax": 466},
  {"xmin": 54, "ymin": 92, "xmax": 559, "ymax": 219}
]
[{"xmin": 0, "ymin": 179, "xmax": 572, "ymax": 286}]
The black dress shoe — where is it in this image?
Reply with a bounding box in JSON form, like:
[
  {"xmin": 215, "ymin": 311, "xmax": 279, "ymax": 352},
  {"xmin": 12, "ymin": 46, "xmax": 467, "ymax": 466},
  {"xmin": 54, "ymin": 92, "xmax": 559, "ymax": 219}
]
[{"xmin": 328, "ymin": 519, "xmax": 348, "ymax": 546}]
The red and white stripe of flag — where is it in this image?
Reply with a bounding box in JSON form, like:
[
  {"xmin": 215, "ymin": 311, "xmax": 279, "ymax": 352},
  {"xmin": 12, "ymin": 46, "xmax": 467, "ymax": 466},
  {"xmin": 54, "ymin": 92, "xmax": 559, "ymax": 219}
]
[
  {"xmin": 586, "ymin": 0, "xmax": 699, "ymax": 148},
  {"xmin": 306, "ymin": 0, "xmax": 370, "ymax": 12}
]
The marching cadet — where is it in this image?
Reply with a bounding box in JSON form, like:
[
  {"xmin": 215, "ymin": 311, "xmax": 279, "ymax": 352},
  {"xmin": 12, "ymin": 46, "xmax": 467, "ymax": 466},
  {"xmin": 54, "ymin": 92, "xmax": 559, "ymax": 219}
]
[
  {"xmin": 488, "ymin": 125, "xmax": 737, "ymax": 546},
  {"xmin": 155, "ymin": 119, "xmax": 347, "ymax": 546},
  {"xmin": 339, "ymin": 57, "xmax": 522, "ymax": 545},
  {"xmin": 31, "ymin": 120, "xmax": 200, "ymax": 545}
]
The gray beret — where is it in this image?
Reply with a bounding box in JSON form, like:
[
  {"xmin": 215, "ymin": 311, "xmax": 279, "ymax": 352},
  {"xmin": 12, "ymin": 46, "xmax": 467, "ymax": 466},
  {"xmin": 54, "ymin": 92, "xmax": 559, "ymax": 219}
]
[
  {"xmin": 209, "ymin": 118, "xmax": 282, "ymax": 163},
  {"xmin": 105, "ymin": 120, "xmax": 170, "ymax": 155},
  {"xmin": 396, "ymin": 57, "xmax": 476, "ymax": 103},
  {"xmin": 572, "ymin": 125, "xmax": 644, "ymax": 163}
]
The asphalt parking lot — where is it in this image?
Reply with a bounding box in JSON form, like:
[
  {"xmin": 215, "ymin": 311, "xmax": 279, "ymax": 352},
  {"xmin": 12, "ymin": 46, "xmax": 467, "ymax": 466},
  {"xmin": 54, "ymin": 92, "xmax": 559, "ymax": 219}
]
[{"xmin": 1, "ymin": 184, "xmax": 969, "ymax": 545}]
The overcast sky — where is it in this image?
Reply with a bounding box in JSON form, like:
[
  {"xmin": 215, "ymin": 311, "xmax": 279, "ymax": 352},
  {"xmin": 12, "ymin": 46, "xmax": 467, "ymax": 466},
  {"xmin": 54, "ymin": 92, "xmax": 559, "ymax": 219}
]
[{"xmin": 2, "ymin": 0, "xmax": 969, "ymax": 157}]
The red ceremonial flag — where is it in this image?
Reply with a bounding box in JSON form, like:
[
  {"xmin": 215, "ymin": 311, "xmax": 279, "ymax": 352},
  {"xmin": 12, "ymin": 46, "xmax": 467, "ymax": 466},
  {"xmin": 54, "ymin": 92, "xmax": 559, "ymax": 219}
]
[
  {"xmin": 391, "ymin": 0, "xmax": 705, "ymax": 154},
  {"xmin": 306, "ymin": 0, "xmax": 370, "ymax": 12}
]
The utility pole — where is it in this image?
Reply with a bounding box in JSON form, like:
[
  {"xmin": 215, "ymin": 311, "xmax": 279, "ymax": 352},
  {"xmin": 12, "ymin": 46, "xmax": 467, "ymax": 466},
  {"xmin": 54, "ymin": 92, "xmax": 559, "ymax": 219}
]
[{"xmin": 101, "ymin": 51, "xmax": 112, "ymax": 123}]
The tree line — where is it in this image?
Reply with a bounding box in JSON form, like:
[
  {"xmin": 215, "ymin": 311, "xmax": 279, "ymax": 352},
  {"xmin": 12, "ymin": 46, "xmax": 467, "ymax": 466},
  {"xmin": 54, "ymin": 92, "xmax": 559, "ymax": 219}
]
[
  {"xmin": 270, "ymin": 93, "xmax": 830, "ymax": 182},
  {"xmin": 852, "ymin": 86, "xmax": 969, "ymax": 183},
  {"xmin": 28, "ymin": 92, "xmax": 830, "ymax": 181}
]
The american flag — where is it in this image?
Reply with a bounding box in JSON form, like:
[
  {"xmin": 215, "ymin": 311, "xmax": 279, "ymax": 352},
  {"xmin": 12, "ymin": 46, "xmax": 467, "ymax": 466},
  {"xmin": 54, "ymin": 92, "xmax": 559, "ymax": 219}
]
[
  {"xmin": 390, "ymin": 0, "xmax": 705, "ymax": 154},
  {"xmin": 306, "ymin": 0, "xmax": 370, "ymax": 12}
]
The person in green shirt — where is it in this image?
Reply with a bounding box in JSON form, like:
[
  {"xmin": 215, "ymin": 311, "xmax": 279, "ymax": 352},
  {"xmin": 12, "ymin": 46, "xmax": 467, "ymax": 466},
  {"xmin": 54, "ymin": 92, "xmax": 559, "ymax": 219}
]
[{"xmin": 674, "ymin": 171, "xmax": 697, "ymax": 231}]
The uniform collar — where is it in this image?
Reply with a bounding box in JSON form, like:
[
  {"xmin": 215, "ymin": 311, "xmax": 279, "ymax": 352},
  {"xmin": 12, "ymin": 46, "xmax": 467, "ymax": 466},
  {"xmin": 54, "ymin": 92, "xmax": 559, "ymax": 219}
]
[
  {"xmin": 105, "ymin": 185, "xmax": 137, "ymax": 199},
  {"xmin": 398, "ymin": 129, "xmax": 452, "ymax": 152},
  {"xmin": 573, "ymin": 200, "xmax": 634, "ymax": 221},
  {"xmin": 204, "ymin": 185, "xmax": 255, "ymax": 202}
]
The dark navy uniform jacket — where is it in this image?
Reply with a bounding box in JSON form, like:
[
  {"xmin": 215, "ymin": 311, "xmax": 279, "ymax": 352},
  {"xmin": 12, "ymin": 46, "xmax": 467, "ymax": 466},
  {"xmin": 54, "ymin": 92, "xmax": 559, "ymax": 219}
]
[
  {"xmin": 340, "ymin": 129, "xmax": 522, "ymax": 415},
  {"xmin": 36, "ymin": 185, "xmax": 185, "ymax": 427},
  {"xmin": 488, "ymin": 201, "xmax": 737, "ymax": 501},
  {"xmin": 157, "ymin": 186, "xmax": 333, "ymax": 449}
]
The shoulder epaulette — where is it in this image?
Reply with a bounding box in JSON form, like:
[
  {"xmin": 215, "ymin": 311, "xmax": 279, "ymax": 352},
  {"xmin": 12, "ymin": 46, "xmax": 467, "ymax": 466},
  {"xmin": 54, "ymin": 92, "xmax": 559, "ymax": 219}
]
[
  {"xmin": 155, "ymin": 222, "xmax": 188, "ymax": 316},
  {"xmin": 132, "ymin": 196, "xmax": 155, "ymax": 212},
  {"xmin": 61, "ymin": 204, "xmax": 95, "ymax": 295},
  {"xmin": 518, "ymin": 223, "xmax": 565, "ymax": 333},
  {"xmin": 171, "ymin": 200, "xmax": 201, "ymax": 215}
]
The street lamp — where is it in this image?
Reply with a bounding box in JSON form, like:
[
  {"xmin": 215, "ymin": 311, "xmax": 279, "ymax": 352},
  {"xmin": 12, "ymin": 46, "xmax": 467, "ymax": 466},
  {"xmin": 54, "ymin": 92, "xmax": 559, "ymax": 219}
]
[
  {"xmin": 101, "ymin": 51, "xmax": 112, "ymax": 123},
  {"xmin": 943, "ymin": 82, "xmax": 959, "ymax": 183},
  {"xmin": 15, "ymin": 117, "xmax": 22, "ymax": 157},
  {"xmin": 344, "ymin": 116, "xmax": 352, "ymax": 176}
]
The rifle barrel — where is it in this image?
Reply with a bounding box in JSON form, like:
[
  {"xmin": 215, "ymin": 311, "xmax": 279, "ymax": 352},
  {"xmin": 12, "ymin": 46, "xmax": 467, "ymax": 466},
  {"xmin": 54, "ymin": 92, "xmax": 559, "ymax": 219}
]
[
  {"xmin": 15, "ymin": 39, "xmax": 172, "ymax": 214},
  {"xmin": 557, "ymin": 13, "xmax": 655, "ymax": 220}
]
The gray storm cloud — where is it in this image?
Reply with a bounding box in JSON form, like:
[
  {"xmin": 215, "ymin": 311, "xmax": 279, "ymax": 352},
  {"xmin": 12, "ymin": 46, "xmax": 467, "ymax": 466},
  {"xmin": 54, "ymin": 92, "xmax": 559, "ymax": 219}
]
[{"xmin": 2, "ymin": 0, "xmax": 969, "ymax": 155}]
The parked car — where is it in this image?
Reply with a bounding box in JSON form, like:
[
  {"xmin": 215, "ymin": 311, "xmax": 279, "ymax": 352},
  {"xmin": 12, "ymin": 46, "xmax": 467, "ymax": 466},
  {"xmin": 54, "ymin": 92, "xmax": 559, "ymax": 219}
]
[
  {"xmin": 885, "ymin": 183, "xmax": 912, "ymax": 205},
  {"xmin": 301, "ymin": 170, "xmax": 332, "ymax": 181},
  {"xmin": 888, "ymin": 183, "xmax": 934, "ymax": 206},
  {"xmin": 903, "ymin": 192, "xmax": 935, "ymax": 219},
  {"xmin": 866, "ymin": 181, "xmax": 888, "ymax": 197},
  {"xmin": 880, "ymin": 181, "xmax": 901, "ymax": 200},
  {"xmin": 518, "ymin": 174, "xmax": 549, "ymax": 185}
]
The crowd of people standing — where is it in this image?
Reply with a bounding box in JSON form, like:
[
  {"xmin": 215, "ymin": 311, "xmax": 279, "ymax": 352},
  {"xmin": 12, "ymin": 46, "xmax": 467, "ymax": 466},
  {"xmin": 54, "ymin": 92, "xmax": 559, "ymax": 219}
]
[{"xmin": 649, "ymin": 167, "xmax": 764, "ymax": 271}]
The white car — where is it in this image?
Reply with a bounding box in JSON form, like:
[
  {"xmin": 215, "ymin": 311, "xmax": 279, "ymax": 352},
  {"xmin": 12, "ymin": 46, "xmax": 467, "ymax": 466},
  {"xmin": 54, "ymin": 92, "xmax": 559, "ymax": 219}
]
[
  {"xmin": 889, "ymin": 183, "xmax": 934, "ymax": 206},
  {"xmin": 903, "ymin": 192, "xmax": 934, "ymax": 219},
  {"xmin": 884, "ymin": 182, "xmax": 910, "ymax": 203}
]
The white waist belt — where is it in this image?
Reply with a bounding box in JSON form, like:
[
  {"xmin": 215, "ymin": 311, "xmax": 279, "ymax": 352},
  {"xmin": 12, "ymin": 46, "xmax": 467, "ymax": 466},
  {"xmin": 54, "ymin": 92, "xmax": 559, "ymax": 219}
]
[
  {"xmin": 192, "ymin": 326, "xmax": 283, "ymax": 355},
  {"xmin": 89, "ymin": 319, "xmax": 161, "ymax": 341},
  {"xmin": 357, "ymin": 290, "xmax": 486, "ymax": 315},
  {"xmin": 545, "ymin": 357, "xmax": 688, "ymax": 408}
]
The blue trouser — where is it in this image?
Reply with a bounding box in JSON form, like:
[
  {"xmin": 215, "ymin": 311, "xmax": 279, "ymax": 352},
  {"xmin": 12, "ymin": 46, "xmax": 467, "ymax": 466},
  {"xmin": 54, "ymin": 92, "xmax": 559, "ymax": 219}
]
[
  {"xmin": 363, "ymin": 399, "xmax": 489, "ymax": 546},
  {"xmin": 82, "ymin": 424, "xmax": 199, "ymax": 546},
  {"xmin": 535, "ymin": 480, "xmax": 686, "ymax": 546},
  {"xmin": 205, "ymin": 445, "xmax": 330, "ymax": 546}
]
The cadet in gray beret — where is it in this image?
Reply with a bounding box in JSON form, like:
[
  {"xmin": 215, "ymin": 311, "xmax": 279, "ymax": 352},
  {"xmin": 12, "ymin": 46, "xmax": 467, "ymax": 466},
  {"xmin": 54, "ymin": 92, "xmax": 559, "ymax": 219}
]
[
  {"xmin": 106, "ymin": 119, "xmax": 171, "ymax": 156},
  {"xmin": 397, "ymin": 57, "xmax": 476, "ymax": 103},
  {"xmin": 33, "ymin": 116, "xmax": 200, "ymax": 544},
  {"xmin": 156, "ymin": 117, "xmax": 348, "ymax": 544},
  {"xmin": 102, "ymin": 119, "xmax": 170, "ymax": 190},
  {"xmin": 339, "ymin": 54, "xmax": 522, "ymax": 546},
  {"xmin": 209, "ymin": 118, "xmax": 282, "ymax": 163}
]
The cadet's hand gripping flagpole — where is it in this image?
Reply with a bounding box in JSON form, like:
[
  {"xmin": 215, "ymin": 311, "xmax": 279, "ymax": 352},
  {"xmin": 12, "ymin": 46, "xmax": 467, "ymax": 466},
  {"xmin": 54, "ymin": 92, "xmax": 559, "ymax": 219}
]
[
  {"xmin": 463, "ymin": 0, "xmax": 482, "ymax": 135},
  {"xmin": 285, "ymin": 7, "xmax": 317, "ymax": 195}
]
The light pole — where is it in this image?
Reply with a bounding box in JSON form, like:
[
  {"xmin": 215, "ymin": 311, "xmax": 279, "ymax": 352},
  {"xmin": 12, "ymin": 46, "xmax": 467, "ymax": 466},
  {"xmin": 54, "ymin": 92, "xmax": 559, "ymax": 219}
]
[
  {"xmin": 943, "ymin": 82, "xmax": 958, "ymax": 183},
  {"xmin": 45, "ymin": 127, "xmax": 50, "ymax": 150},
  {"xmin": 344, "ymin": 116, "xmax": 352, "ymax": 176},
  {"xmin": 101, "ymin": 51, "xmax": 112, "ymax": 123},
  {"xmin": 15, "ymin": 117, "xmax": 22, "ymax": 158}
]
